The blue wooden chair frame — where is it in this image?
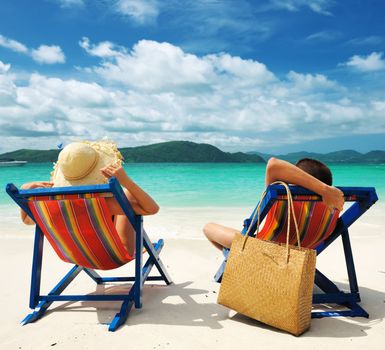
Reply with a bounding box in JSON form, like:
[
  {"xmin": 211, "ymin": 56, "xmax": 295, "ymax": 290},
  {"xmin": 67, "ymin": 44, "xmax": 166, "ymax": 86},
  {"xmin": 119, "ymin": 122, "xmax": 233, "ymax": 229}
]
[
  {"xmin": 6, "ymin": 177, "xmax": 172, "ymax": 331},
  {"xmin": 214, "ymin": 185, "xmax": 378, "ymax": 319}
]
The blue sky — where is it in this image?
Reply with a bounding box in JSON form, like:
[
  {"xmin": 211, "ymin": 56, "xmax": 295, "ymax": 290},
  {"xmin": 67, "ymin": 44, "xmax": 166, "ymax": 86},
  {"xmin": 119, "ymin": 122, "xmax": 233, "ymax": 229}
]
[{"xmin": 0, "ymin": 0, "xmax": 384, "ymax": 154}]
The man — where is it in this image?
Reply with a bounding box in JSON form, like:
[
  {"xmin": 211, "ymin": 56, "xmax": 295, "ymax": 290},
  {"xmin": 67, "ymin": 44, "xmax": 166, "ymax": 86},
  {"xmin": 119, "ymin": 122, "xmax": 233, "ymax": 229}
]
[{"xmin": 203, "ymin": 157, "xmax": 344, "ymax": 250}]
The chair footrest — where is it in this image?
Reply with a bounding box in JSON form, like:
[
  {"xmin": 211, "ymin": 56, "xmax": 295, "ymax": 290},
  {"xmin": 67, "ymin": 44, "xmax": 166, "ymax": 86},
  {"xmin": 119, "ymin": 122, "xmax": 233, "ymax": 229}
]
[
  {"xmin": 313, "ymin": 292, "xmax": 361, "ymax": 304},
  {"xmin": 40, "ymin": 294, "xmax": 132, "ymax": 302},
  {"xmin": 96, "ymin": 276, "xmax": 166, "ymax": 283},
  {"xmin": 312, "ymin": 307, "xmax": 369, "ymax": 318}
]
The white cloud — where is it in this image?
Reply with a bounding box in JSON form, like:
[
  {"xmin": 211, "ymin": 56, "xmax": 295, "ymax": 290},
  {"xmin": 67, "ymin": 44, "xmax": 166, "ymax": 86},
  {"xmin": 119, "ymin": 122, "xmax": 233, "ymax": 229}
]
[
  {"xmin": 113, "ymin": 0, "xmax": 160, "ymax": 24},
  {"xmin": 54, "ymin": 0, "xmax": 85, "ymax": 8},
  {"xmin": 31, "ymin": 45, "xmax": 66, "ymax": 64},
  {"xmin": 0, "ymin": 60, "xmax": 18, "ymax": 106},
  {"xmin": 305, "ymin": 30, "xmax": 342, "ymax": 42},
  {"xmin": 79, "ymin": 37, "xmax": 125, "ymax": 58},
  {"xmin": 286, "ymin": 71, "xmax": 337, "ymax": 91},
  {"xmin": 267, "ymin": 0, "xmax": 335, "ymax": 15},
  {"xmin": 82, "ymin": 39, "xmax": 215, "ymax": 91},
  {"xmin": 343, "ymin": 52, "xmax": 385, "ymax": 72},
  {"xmin": 207, "ymin": 53, "xmax": 276, "ymax": 84},
  {"xmin": 0, "ymin": 60, "xmax": 11, "ymax": 74},
  {"xmin": 0, "ymin": 34, "xmax": 28, "ymax": 53},
  {"xmin": 0, "ymin": 34, "xmax": 66, "ymax": 65},
  {"xmin": 0, "ymin": 40, "xmax": 385, "ymax": 153},
  {"xmin": 347, "ymin": 36, "xmax": 383, "ymax": 46},
  {"xmin": 371, "ymin": 100, "xmax": 385, "ymax": 112},
  {"xmin": 80, "ymin": 39, "xmax": 275, "ymax": 92}
]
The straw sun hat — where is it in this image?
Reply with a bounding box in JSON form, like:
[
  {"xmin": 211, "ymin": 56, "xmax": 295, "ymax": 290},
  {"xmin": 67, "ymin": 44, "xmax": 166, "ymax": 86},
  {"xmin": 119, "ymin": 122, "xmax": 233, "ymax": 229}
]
[{"xmin": 51, "ymin": 140, "xmax": 123, "ymax": 187}]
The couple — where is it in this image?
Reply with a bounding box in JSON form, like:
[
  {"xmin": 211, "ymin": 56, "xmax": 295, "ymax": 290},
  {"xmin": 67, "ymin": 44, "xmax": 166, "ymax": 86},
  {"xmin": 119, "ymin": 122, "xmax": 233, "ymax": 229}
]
[{"xmin": 21, "ymin": 140, "xmax": 344, "ymax": 255}]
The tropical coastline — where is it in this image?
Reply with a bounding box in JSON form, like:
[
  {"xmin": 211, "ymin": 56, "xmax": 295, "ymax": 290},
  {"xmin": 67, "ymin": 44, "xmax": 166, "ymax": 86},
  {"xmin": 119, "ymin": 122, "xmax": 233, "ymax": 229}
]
[
  {"xmin": 1, "ymin": 141, "xmax": 385, "ymax": 164},
  {"xmin": 1, "ymin": 161, "xmax": 384, "ymax": 241},
  {"xmin": 1, "ymin": 0, "xmax": 385, "ymax": 348}
]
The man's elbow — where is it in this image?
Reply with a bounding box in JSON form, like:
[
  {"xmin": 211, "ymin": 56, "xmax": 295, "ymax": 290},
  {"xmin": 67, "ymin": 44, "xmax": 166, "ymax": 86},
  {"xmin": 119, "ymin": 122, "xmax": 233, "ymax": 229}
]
[
  {"xmin": 266, "ymin": 157, "xmax": 280, "ymax": 184},
  {"xmin": 267, "ymin": 157, "xmax": 279, "ymax": 171}
]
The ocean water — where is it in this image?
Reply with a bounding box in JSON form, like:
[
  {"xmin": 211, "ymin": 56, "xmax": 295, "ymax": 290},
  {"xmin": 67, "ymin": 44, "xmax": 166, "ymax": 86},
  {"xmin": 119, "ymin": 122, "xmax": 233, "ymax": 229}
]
[{"xmin": 0, "ymin": 162, "xmax": 384, "ymax": 208}]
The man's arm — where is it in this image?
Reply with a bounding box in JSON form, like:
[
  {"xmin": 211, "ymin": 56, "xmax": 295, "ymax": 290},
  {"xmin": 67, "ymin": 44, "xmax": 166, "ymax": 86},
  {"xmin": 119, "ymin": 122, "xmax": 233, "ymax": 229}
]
[{"xmin": 265, "ymin": 157, "xmax": 344, "ymax": 211}]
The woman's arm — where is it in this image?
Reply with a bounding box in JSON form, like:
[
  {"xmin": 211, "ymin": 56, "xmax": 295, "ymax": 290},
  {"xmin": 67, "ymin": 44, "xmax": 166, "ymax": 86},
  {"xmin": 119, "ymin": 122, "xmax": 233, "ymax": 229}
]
[
  {"xmin": 265, "ymin": 157, "xmax": 344, "ymax": 211},
  {"xmin": 101, "ymin": 163, "xmax": 159, "ymax": 216},
  {"xmin": 20, "ymin": 181, "xmax": 53, "ymax": 225}
]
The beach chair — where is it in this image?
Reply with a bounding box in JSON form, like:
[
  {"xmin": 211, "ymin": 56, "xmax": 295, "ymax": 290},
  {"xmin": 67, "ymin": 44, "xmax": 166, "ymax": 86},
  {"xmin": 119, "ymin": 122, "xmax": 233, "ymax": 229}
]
[
  {"xmin": 6, "ymin": 177, "xmax": 172, "ymax": 331},
  {"xmin": 214, "ymin": 184, "xmax": 378, "ymax": 318}
]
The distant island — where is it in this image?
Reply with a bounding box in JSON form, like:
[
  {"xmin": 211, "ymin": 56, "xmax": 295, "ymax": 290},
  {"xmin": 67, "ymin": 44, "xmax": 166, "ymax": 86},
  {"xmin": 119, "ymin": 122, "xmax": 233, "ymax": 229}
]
[
  {"xmin": 251, "ymin": 149, "xmax": 385, "ymax": 164},
  {"xmin": 0, "ymin": 141, "xmax": 265, "ymax": 163},
  {"xmin": 0, "ymin": 141, "xmax": 384, "ymax": 164}
]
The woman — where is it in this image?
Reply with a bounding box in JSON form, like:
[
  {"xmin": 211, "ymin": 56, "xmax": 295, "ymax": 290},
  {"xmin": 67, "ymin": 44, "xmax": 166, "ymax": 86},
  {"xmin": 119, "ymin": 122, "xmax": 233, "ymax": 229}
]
[{"xmin": 20, "ymin": 140, "xmax": 158, "ymax": 256}]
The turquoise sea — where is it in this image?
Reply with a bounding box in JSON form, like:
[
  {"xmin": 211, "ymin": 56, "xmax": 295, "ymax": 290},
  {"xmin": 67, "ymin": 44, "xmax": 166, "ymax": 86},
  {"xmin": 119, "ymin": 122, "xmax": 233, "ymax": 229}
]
[{"xmin": 0, "ymin": 163, "xmax": 384, "ymax": 208}]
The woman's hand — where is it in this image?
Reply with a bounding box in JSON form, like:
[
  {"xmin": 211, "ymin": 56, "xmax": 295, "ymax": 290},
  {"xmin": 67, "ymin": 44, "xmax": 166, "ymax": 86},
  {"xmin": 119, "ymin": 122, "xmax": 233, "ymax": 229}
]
[
  {"xmin": 101, "ymin": 162, "xmax": 159, "ymax": 216},
  {"xmin": 100, "ymin": 162, "xmax": 126, "ymax": 183},
  {"xmin": 321, "ymin": 185, "xmax": 345, "ymax": 212},
  {"xmin": 21, "ymin": 181, "xmax": 53, "ymax": 190}
]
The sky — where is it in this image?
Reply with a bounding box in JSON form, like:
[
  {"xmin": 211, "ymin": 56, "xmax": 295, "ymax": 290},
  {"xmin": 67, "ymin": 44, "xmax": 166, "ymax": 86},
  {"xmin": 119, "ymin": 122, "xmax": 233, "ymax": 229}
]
[{"xmin": 0, "ymin": 0, "xmax": 384, "ymax": 154}]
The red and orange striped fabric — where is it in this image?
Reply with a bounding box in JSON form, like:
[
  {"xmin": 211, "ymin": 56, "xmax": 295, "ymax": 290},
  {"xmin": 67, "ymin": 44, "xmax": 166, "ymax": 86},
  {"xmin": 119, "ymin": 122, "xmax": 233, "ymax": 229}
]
[
  {"xmin": 28, "ymin": 196, "xmax": 133, "ymax": 270},
  {"xmin": 257, "ymin": 197, "xmax": 339, "ymax": 249}
]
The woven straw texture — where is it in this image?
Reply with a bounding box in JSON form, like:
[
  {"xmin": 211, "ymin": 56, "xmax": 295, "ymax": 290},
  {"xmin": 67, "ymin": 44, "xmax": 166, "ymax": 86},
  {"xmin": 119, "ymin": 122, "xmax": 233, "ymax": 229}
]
[
  {"xmin": 218, "ymin": 234, "xmax": 316, "ymax": 335},
  {"xmin": 218, "ymin": 182, "xmax": 317, "ymax": 336}
]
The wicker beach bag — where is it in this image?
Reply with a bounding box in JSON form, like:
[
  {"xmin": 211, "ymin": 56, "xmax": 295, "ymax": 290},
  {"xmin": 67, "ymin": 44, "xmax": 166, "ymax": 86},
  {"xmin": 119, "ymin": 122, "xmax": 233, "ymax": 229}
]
[{"xmin": 218, "ymin": 181, "xmax": 317, "ymax": 336}]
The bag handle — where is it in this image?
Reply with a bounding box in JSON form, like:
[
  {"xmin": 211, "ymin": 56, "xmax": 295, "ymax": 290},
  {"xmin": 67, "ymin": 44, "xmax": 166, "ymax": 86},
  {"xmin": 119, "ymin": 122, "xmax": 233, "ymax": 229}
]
[{"xmin": 241, "ymin": 181, "xmax": 301, "ymax": 263}]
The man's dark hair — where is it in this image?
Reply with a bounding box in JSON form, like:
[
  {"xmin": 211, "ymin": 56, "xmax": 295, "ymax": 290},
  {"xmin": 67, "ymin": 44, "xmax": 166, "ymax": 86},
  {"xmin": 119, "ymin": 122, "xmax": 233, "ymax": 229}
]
[{"xmin": 295, "ymin": 158, "xmax": 332, "ymax": 185}]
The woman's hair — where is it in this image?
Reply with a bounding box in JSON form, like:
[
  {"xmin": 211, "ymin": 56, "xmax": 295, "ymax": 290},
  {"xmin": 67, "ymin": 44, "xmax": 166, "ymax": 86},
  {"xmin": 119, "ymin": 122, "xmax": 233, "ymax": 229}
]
[{"xmin": 295, "ymin": 158, "xmax": 332, "ymax": 185}]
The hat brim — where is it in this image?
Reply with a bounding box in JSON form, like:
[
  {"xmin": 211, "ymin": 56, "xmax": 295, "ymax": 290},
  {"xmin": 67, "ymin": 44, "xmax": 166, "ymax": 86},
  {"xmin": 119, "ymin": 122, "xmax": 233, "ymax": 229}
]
[{"xmin": 52, "ymin": 142, "xmax": 122, "ymax": 187}]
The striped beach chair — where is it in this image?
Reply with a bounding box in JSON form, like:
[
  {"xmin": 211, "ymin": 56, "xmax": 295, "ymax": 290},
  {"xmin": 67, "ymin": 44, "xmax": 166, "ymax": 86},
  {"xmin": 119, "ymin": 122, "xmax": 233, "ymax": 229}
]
[
  {"xmin": 214, "ymin": 184, "xmax": 378, "ymax": 318},
  {"xmin": 6, "ymin": 177, "xmax": 172, "ymax": 331}
]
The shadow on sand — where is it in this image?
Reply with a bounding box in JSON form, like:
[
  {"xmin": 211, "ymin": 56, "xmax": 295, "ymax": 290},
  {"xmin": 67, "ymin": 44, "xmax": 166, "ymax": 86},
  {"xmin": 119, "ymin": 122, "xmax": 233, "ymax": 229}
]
[
  {"xmin": 24, "ymin": 277, "xmax": 384, "ymax": 336},
  {"xmin": 40, "ymin": 281, "xmax": 227, "ymax": 330},
  {"xmin": 228, "ymin": 282, "xmax": 385, "ymax": 338}
]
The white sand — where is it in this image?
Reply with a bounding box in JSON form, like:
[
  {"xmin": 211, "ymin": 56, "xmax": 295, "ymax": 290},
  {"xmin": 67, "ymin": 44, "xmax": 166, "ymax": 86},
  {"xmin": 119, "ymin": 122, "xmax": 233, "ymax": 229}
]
[{"xmin": 0, "ymin": 205, "xmax": 384, "ymax": 349}]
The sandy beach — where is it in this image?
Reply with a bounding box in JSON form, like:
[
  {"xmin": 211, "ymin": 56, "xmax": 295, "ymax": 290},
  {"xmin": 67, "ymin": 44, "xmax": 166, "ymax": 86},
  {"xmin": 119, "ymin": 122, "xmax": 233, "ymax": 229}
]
[{"xmin": 0, "ymin": 205, "xmax": 384, "ymax": 350}]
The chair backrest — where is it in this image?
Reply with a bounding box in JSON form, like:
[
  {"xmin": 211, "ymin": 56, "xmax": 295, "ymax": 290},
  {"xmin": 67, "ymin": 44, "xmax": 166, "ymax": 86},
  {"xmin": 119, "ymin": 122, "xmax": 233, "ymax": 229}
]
[
  {"xmin": 27, "ymin": 192, "xmax": 133, "ymax": 270},
  {"xmin": 257, "ymin": 195, "xmax": 339, "ymax": 249}
]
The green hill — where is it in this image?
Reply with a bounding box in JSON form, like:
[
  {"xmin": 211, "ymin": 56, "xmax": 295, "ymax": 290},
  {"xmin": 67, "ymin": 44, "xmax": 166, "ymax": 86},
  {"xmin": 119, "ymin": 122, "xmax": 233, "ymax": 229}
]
[
  {"xmin": 0, "ymin": 141, "xmax": 265, "ymax": 163},
  {"xmin": 3, "ymin": 142, "xmax": 384, "ymax": 164},
  {"xmin": 250, "ymin": 149, "xmax": 385, "ymax": 163},
  {"xmin": 119, "ymin": 141, "xmax": 265, "ymax": 163},
  {"xmin": 364, "ymin": 150, "xmax": 385, "ymax": 163},
  {"xmin": 0, "ymin": 149, "xmax": 60, "ymax": 162}
]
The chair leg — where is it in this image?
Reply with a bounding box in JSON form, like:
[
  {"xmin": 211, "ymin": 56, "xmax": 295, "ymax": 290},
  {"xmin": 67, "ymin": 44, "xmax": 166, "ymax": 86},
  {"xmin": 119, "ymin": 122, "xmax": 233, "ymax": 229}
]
[
  {"xmin": 29, "ymin": 228, "xmax": 44, "ymax": 309},
  {"xmin": 214, "ymin": 248, "xmax": 230, "ymax": 283},
  {"xmin": 312, "ymin": 304, "xmax": 369, "ymax": 318},
  {"xmin": 83, "ymin": 268, "xmax": 103, "ymax": 284},
  {"xmin": 313, "ymin": 267, "xmax": 369, "ymax": 318},
  {"xmin": 142, "ymin": 239, "xmax": 166, "ymax": 281},
  {"xmin": 341, "ymin": 229, "xmax": 360, "ymax": 295},
  {"xmin": 23, "ymin": 233, "xmax": 172, "ymax": 331},
  {"xmin": 108, "ymin": 239, "xmax": 169, "ymax": 331},
  {"xmin": 143, "ymin": 233, "xmax": 172, "ymax": 285},
  {"xmin": 109, "ymin": 298, "xmax": 135, "ymax": 332},
  {"xmin": 311, "ymin": 223, "xmax": 369, "ymax": 319},
  {"xmin": 214, "ymin": 260, "xmax": 226, "ymax": 283},
  {"xmin": 22, "ymin": 265, "xmax": 83, "ymax": 325},
  {"xmin": 314, "ymin": 269, "xmax": 341, "ymax": 293}
]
